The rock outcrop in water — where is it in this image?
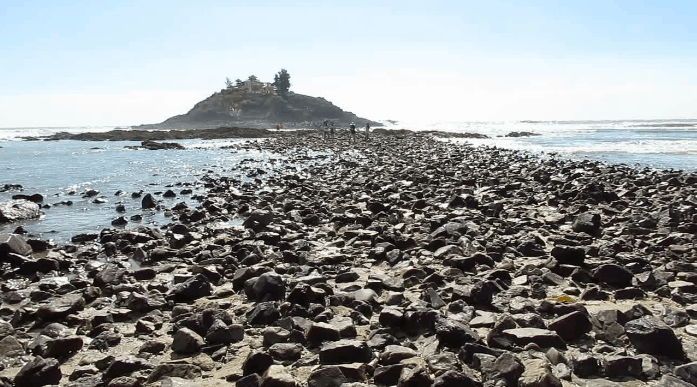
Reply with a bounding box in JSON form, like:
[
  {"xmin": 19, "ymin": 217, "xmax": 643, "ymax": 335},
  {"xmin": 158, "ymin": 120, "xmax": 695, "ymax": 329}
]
[
  {"xmin": 1, "ymin": 130, "xmax": 697, "ymax": 387},
  {"xmin": 0, "ymin": 199, "xmax": 41, "ymax": 223},
  {"xmin": 133, "ymin": 91, "xmax": 382, "ymax": 130}
]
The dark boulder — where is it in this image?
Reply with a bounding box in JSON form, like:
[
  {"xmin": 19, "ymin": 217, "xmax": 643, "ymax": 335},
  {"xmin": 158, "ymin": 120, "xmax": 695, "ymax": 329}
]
[
  {"xmin": 625, "ymin": 316, "xmax": 684, "ymax": 359},
  {"xmin": 572, "ymin": 212, "xmax": 601, "ymax": 234},
  {"xmin": 14, "ymin": 356, "xmax": 62, "ymax": 387}
]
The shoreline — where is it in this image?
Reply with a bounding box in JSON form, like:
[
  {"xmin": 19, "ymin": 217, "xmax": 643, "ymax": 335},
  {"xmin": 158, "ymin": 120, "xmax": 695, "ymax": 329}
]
[
  {"xmin": 1, "ymin": 131, "xmax": 697, "ymax": 386},
  {"xmin": 19, "ymin": 126, "xmax": 493, "ymax": 142}
]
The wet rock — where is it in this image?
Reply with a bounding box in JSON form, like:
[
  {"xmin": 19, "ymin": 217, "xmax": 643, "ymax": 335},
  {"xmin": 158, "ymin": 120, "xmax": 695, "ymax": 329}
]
[
  {"xmin": 625, "ymin": 316, "xmax": 685, "ymax": 359},
  {"xmin": 142, "ymin": 193, "xmax": 157, "ymax": 209},
  {"xmin": 0, "ymin": 199, "xmax": 41, "ymax": 223},
  {"xmin": 14, "ymin": 356, "xmax": 62, "ymax": 387}
]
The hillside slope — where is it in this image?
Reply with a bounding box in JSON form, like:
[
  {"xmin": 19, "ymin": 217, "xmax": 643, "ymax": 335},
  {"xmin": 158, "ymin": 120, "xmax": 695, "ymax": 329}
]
[{"xmin": 135, "ymin": 90, "xmax": 381, "ymax": 129}]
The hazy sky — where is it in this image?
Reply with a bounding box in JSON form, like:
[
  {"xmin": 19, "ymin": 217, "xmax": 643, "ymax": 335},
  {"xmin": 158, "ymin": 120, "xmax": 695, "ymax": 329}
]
[{"xmin": 1, "ymin": 0, "xmax": 695, "ymax": 127}]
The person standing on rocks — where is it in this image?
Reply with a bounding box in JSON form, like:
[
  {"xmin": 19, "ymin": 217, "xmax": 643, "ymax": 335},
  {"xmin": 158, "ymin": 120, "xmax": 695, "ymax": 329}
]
[
  {"xmin": 321, "ymin": 120, "xmax": 330, "ymax": 140},
  {"xmin": 349, "ymin": 122, "xmax": 357, "ymax": 144},
  {"xmin": 364, "ymin": 122, "xmax": 371, "ymax": 141}
]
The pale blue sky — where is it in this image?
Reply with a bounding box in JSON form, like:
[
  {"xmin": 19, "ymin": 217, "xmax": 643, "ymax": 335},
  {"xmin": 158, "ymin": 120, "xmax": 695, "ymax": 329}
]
[{"xmin": 1, "ymin": 0, "xmax": 695, "ymax": 126}]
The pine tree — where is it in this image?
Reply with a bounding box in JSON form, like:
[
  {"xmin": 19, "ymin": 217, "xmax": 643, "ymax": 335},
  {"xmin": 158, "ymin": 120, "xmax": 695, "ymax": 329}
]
[
  {"xmin": 273, "ymin": 69, "xmax": 291, "ymax": 96},
  {"xmin": 225, "ymin": 77, "xmax": 233, "ymax": 89}
]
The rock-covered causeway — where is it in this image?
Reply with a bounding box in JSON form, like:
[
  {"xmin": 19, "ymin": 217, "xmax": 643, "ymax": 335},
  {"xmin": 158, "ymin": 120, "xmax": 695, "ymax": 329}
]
[{"xmin": 2, "ymin": 130, "xmax": 697, "ymax": 387}]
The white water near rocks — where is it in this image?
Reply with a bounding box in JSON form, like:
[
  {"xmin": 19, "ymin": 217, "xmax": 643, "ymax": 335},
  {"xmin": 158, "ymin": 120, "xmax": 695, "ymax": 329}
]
[{"xmin": 1, "ymin": 119, "xmax": 695, "ymax": 243}]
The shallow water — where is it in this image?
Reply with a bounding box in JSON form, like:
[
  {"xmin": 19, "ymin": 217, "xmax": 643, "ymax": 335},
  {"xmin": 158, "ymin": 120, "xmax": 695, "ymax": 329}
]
[
  {"xmin": 0, "ymin": 139, "xmax": 276, "ymax": 243},
  {"xmin": 384, "ymin": 119, "xmax": 697, "ymax": 171}
]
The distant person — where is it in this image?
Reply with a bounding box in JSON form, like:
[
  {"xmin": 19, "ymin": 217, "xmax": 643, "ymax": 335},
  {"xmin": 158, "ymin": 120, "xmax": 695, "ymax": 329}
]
[
  {"xmin": 276, "ymin": 124, "xmax": 281, "ymax": 131},
  {"xmin": 349, "ymin": 122, "xmax": 357, "ymax": 144},
  {"xmin": 364, "ymin": 123, "xmax": 371, "ymax": 141},
  {"xmin": 330, "ymin": 123, "xmax": 335, "ymax": 138},
  {"xmin": 322, "ymin": 120, "xmax": 330, "ymax": 139}
]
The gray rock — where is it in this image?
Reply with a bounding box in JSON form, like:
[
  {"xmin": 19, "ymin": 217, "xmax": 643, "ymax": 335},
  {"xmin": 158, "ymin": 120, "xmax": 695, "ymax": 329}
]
[
  {"xmin": 319, "ymin": 340, "xmax": 372, "ymax": 365},
  {"xmin": 0, "ymin": 335, "xmax": 25, "ymax": 358},
  {"xmin": 261, "ymin": 364, "xmax": 296, "ymax": 387},
  {"xmin": 604, "ymin": 355, "xmax": 642, "ymax": 378},
  {"xmin": 625, "ymin": 316, "xmax": 685, "ymax": 359},
  {"xmin": 547, "ymin": 311, "xmax": 592, "ymax": 341},
  {"xmin": 657, "ymin": 375, "xmax": 696, "ymax": 387},
  {"xmin": 432, "ymin": 370, "xmax": 480, "ymax": 387},
  {"xmin": 171, "ymin": 328, "xmax": 204, "ymax": 354},
  {"xmin": 675, "ymin": 361, "xmax": 697, "ymax": 386},
  {"xmin": 36, "ymin": 293, "xmax": 86, "ymax": 321},
  {"xmin": 593, "ymin": 264, "xmax": 634, "ymax": 288},
  {"xmin": 501, "ymin": 328, "xmax": 566, "ymax": 349},
  {"xmin": 0, "ymin": 233, "xmax": 33, "ymax": 256},
  {"xmin": 519, "ymin": 358, "xmax": 562, "ymax": 387},
  {"xmin": 146, "ymin": 363, "xmax": 202, "ymax": 383},
  {"xmin": 397, "ymin": 366, "xmax": 433, "ymax": 387},
  {"xmin": 572, "ymin": 212, "xmax": 600, "ymax": 234},
  {"xmin": 0, "ymin": 200, "xmax": 41, "ymax": 223},
  {"xmin": 168, "ymin": 274, "xmax": 212, "ymax": 302},
  {"xmin": 308, "ymin": 366, "xmax": 348, "ymax": 387},
  {"xmin": 14, "ymin": 356, "xmax": 62, "ymax": 387}
]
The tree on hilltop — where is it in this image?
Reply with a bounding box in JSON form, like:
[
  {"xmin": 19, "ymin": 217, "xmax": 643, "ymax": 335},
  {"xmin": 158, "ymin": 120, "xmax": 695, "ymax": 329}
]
[
  {"xmin": 235, "ymin": 79, "xmax": 244, "ymax": 87},
  {"xmin": 273, "ymin": 69, "xmax": 291, "ymax": 96},
  {"xmin": 248, "ymin": 75, "xmax": 258, "ymax": 82},
  {"xmin": 225, "ymin": 77, "xmax": 233, "ymax": 89}
]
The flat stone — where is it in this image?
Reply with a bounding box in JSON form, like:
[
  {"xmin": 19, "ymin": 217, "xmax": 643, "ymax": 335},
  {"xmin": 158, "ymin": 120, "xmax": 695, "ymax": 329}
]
[{"xmin": 501, "ymin": 328, "xmax": 566, "ymax": 349}]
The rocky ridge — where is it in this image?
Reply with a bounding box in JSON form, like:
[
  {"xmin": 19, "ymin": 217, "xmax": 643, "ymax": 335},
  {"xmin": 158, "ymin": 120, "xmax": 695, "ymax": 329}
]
[{"xmin": 1, "ymin": 130, "xmax": 697, "ymax": 387}]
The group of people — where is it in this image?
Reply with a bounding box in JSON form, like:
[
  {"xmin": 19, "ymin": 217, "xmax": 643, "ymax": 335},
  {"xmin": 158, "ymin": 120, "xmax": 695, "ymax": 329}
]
[{"xmin": 322, "ymin": 120, "xmax": 370, "ymax": 143}]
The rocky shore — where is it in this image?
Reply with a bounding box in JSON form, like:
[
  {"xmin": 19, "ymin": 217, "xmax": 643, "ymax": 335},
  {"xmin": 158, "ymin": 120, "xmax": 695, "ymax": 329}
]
[{"xmin": 2, "ymin": 130, "xmax": 697, "ymax": 387}]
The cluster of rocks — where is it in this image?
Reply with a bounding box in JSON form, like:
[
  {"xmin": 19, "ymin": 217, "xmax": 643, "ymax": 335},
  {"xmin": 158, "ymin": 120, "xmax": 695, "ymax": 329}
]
[{"xmin": 1, "ymin": 130, "xmax": 697, "ymax": 387}]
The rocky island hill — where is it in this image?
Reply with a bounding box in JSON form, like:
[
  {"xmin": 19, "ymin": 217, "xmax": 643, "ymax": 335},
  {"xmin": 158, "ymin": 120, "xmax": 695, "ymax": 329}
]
[{"xmin": 134, "ymin": 71, "xmax": 381, "ymax": 130}]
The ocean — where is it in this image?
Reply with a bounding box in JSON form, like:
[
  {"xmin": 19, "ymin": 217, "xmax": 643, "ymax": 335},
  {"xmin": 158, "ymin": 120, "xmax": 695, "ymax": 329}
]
[{"xmin": 1, "ymin": 119, "xmax": 696, "ymax": 243}]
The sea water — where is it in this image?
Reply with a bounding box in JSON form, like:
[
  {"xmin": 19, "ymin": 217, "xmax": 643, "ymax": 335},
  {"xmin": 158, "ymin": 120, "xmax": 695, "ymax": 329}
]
[
  {"xmin": 381, "ymin": 119, "xmax": 697, "ymax": 171},
  {"xmin": 1, "ymin": 120, "xmax": 696, "ymax": 243},
  {"xmin": 0, "ymin": 137, "xmax": 277, "ymax": 243}
]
